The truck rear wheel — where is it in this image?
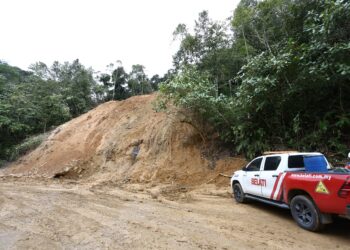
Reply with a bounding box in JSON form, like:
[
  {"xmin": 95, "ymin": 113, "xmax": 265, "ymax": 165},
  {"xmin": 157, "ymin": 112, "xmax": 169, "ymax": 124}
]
[
  {"xmin": 233, "ymin": 183, "xmax": 246, "ymax": 203},
  {"xmin": 290, "ymin": 195, "xmax": 323, "ymax": 231}
]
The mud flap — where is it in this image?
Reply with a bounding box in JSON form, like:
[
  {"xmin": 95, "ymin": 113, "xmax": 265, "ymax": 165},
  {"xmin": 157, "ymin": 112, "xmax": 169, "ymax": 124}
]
[
  {"xmin": 345, "ymin": 205, "xmax": 350, "ymax": 219},
  {"xmin": 320, "ymin": 213, "xmax": 333, "ymax": 224}
]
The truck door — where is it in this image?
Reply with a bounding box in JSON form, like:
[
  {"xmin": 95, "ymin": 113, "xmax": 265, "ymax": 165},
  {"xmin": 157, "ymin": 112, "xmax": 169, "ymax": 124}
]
[
  {"xmin": 242, "ymin": 157, "xmax": 263, "ymax": 196},
  {"xmin": 260, "ymin": 156, "xmax": 285, "ymax": 200}
]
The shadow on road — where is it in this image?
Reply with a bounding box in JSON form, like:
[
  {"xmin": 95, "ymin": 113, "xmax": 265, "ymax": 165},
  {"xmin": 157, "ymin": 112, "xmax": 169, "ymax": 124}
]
[{"xmin": 243, "ymin": 200, "xmax": 350, "ymax": 238}]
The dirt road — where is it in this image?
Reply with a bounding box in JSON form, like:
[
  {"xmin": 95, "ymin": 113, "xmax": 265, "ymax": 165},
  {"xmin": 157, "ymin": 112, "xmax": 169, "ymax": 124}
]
[{"xmin": 0, "ymin": 178, "xmax": 349, "ymax": 250}]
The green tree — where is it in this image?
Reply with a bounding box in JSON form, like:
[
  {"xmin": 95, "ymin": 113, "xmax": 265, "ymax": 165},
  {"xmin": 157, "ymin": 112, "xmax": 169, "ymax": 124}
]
[
  {"xmin": 111, "ymin": 66, "xmax": 128, "ymax": 100},
  {"xmin": 173, "ymin": 11, "xmax": 245, "ymax": 95},
  {"xmin": 30, "ymin": 60, "xmax": 97, "ymax": 117},
  {"xmin": 128, "ymin": 64, "xmax": 153, "ymax": 95}
]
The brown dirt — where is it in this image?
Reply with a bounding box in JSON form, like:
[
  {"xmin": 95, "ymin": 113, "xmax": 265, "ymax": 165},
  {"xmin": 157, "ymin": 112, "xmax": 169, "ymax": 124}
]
[
  {"xmin": 0, "ymin": 177, "xmax": 349, "ymax": 250},
  {"xmin": 1, "ymin": 94, "xmax": 245, "ymax": 187}
]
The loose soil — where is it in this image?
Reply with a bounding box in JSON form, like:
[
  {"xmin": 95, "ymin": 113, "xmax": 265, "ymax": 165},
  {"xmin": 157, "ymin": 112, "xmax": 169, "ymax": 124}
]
[
  {"xmin": 0, "ymin": 177, "xmax": 349, "ymax": 250},
  {"xmin": 2, "ymin": 94, "xmax": 245, "ymax": 187}
]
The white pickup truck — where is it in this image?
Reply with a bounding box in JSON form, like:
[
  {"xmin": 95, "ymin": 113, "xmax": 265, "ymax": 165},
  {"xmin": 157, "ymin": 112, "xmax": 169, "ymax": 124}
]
[{"xmin": 231, "ymin": 152, "xmax": 350, "ymax": 231}]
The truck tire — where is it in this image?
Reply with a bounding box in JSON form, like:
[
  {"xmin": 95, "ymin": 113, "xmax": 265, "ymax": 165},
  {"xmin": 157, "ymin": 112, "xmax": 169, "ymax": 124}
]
[
  {"xmin": 233, "ymin": 183, "xmax": 247, "ymax": 203},
  {"xmin": 290, "ymin": 195, "xmax": 323, "ymax": 231}
]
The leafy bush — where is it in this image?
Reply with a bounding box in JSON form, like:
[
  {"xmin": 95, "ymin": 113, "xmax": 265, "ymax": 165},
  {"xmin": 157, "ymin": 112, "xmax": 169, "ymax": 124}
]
[
  {"xmin": 158, "ymin": 67, "xmax": 267, "ymax": 158},
  {"xmin": 158, "ymin": 67, "xmax": 235, "ymax": 138},
  {"xmin": 8, "ymin": 133, "xmax": 49, "ymax": 161}
]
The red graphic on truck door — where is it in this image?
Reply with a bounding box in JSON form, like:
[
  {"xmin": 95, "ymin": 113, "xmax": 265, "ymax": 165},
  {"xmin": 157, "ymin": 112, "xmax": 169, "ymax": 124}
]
[{"xmin": 270, "ymin": 173, "xmax": 287, "ymax": 200}]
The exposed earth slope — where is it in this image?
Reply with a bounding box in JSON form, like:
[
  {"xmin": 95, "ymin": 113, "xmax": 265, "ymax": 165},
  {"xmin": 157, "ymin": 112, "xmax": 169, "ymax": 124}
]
[{"xmin": 2, "ymin": 94, "xmax": 244, "ymax": 186}]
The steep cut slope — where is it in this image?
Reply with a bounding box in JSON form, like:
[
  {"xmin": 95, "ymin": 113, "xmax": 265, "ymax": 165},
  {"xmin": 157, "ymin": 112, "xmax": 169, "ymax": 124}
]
[{"xmin": 3, "ymin": 94, "xmax": 245, "ymax": 186}]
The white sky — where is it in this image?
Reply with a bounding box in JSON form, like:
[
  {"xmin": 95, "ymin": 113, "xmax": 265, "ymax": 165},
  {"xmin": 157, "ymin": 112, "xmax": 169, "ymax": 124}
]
[{"xmin": 0, "ymin": 0, "xmax": 239, "ymax": 76}]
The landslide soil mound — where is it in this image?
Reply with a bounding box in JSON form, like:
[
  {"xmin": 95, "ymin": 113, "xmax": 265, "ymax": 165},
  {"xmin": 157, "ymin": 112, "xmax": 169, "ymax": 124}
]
[{"xmin": 2, "ymin": 94, "xmax": 245, "ymax": 186}]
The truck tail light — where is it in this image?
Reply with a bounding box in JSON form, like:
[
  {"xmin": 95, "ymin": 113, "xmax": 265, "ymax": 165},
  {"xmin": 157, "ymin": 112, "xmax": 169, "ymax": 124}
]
[{"xmin": 338, "ymin": 177, "xmax": 350, "ymax": 198}]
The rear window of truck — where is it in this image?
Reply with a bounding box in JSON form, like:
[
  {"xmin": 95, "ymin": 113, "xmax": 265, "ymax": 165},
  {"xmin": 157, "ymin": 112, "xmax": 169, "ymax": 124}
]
[
  {"xmin": 288, "ymin": 155, "xmax": 304, "ymax": 168},
  {"xmin": 288, "ymin": 155, "xmax": 328, "ymax": 171},
  {"xmin": 264, "ymin": 156, "xmax": 281, "ymax": 171}
]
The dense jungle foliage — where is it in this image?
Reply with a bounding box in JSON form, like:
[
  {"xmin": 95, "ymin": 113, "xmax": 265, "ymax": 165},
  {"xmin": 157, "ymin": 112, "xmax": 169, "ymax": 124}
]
[
  {"xmin": 0, "ymin": 60, "xmax": 164, "ymax": 162},
  {"xmin": 160, "ymin": 0, "xmax": 350, "ymax": 158}
]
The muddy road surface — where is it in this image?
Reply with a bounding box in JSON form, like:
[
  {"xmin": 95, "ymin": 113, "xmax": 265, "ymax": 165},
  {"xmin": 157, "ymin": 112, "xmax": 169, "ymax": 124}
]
[{"xmin": 0, "ymin": 178, "xmax": 349, "ymax": 250}]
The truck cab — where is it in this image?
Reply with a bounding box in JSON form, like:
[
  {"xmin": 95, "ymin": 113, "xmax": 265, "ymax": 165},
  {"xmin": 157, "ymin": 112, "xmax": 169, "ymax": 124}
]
[{"xmin": 232, "ymin": 152, "xmax": 330, "ymax": 201}]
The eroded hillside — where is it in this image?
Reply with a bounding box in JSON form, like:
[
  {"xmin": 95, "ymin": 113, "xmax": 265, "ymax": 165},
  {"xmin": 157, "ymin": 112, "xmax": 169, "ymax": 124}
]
[{"xmin": 2, "ymin": 94, "xmax": 244, "ymax": 187}]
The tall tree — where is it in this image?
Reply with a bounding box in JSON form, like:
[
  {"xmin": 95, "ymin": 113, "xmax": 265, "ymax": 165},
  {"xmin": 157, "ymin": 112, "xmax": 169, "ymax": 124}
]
[
  {"xmin": 128, "ymin": 64, "xmax": 152, "ymax": 95},
  {"xmin": 172, "ymin": 11, "xmax": 245, "ymax": 95},
  {"xmin": 111, "ymin": 66, "xmax": 128, "ymax": 100},
  {"xmin": 30, "ymin": 60, "xmax": 97, "ymax": 117}
]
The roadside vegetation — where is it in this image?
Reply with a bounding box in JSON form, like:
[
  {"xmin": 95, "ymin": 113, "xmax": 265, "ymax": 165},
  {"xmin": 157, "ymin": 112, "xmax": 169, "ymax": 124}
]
[{"xmin": 159, "ymin": 0, "xmax": 350, "ymax": 158}]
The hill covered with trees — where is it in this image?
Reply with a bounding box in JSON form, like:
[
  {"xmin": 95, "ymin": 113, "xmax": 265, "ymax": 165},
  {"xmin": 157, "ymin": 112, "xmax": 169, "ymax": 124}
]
[{"xmin": 0, "ymin": 60, "xmax": 163, "ymax": 163}]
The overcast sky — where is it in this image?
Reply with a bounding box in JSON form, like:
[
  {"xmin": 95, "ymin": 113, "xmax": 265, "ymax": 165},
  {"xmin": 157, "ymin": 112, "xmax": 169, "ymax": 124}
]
[{"xmin": 0, "ymin": 0, "xmax": 239, "ymax": 76}]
